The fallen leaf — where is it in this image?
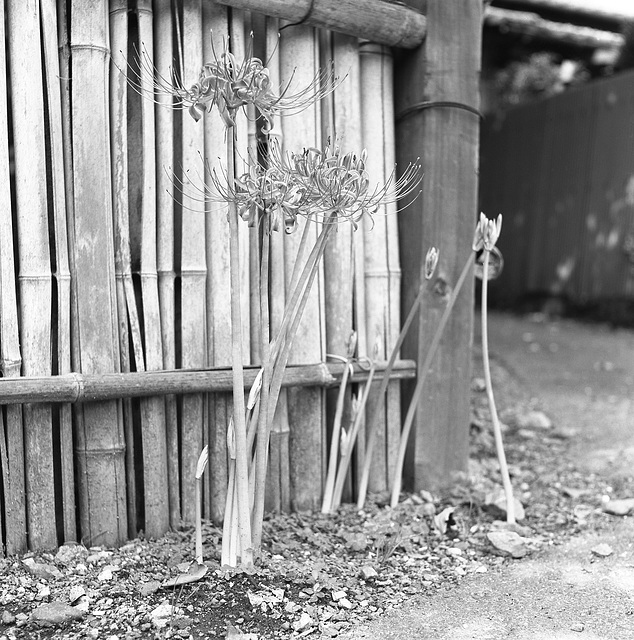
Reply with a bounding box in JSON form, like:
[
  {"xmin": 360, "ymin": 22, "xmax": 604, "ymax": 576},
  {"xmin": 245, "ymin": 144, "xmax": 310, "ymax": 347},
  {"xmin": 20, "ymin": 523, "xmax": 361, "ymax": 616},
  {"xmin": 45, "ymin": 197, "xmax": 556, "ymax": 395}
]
[{"xmin": 162, "ymin": 562, "xmax": 208, "ymax": 588}]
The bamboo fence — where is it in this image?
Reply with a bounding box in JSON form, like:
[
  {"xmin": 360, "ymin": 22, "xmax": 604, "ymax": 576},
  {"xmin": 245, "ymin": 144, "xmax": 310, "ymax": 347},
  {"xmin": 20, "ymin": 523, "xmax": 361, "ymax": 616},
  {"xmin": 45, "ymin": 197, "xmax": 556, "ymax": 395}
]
[{"xmin": 0, "ymin": 0, "xmax": 478, "ymax": 553}]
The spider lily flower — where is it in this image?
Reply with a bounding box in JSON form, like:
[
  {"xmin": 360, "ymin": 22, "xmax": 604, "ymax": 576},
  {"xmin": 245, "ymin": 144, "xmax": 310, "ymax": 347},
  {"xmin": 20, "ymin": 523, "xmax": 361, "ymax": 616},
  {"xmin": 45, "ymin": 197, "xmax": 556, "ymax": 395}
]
[
  {"xmin": 424, "ymin": 246, "xmax": 439, "ymax": 279},
  {"xmin": 473, "ymin": 213, "xmax": 503, "ymax": 251},
  {"xmin": 133, "ymin": 35, "xmax": 337, "ymax": 130}
]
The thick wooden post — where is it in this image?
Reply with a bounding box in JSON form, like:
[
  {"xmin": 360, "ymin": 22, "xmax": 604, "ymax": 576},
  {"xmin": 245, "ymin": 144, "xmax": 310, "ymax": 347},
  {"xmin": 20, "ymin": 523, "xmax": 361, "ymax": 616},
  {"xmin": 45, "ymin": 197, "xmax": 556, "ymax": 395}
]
[{"xmin": 395, "ymin": 0, "xmax": 482, "ymax": 490}]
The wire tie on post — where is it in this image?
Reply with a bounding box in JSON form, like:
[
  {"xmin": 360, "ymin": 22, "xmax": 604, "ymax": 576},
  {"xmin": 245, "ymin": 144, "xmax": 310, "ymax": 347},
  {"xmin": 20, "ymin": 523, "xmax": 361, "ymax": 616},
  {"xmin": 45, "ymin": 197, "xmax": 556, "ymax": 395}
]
[
  {"xmin": 280, "ymin": 0, "xmax": 317, "ymax": 31},
  {"xmin": 396, "ymin": 100, "xmax": 482, "ymax": 122}
]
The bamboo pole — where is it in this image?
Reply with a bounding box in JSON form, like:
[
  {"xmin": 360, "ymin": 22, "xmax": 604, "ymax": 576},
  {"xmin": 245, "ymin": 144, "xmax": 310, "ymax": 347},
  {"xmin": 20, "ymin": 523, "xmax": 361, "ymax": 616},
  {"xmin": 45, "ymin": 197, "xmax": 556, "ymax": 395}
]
[
  {"xmin": 0, "ymin": 0, "xmax": 26, "ymax": 555},
  {"xmin": 0, "ymin": 361, "xmax": 415, "ymax": 404},
  {"xmin": 154, "ymin": 0, "xmax": 181, "ymax": 528},
  {"xmin": 7, "ymin": 0, "xmax": 57, "ymax": 550},
  {"xmin": 110, "ymin": 0, "xmax": 139, "ymax": 540},
  {"xmin": 70, "ymin": 0, "xmax": 127, "ymax": 547},
  {"xmin": 358, "ymin": 42, "xmax": 397, "ymax": 495},
  {"xmin": 263, "ymin": 16, "xmax": 291, "ymax": 516},
  {"xmin": 395, "ymin": 0, "xmax": 481, "ymax": 490},
  {"xmin": 324, "ymin": 32, "xmax": 364, "ymax": 498},
  {"xmin": 280, "ymin": 24, "xmax": 326, "ymax": 512},
  {"xmin": 215, "ymin": 0, "xmax": 426, "ymax": 49},
  {"xmin": 203, "ymin": 2, "xmax": 232, "ymax": 525},
  {"xmin": 179, "ymin": 0, "xmax": 207, "ymax": 524},
  {"xmin": 41, "ymin": 0, "xmax": 76, "ymax": 543},
  {"xmin": 136, "ymin": 0, "xmax": 170, "ymax": 539}
]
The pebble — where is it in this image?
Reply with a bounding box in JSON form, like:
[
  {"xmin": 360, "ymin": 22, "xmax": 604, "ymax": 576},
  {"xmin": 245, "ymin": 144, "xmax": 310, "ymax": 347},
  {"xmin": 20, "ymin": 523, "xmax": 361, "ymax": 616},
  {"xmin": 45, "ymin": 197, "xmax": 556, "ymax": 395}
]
[
  {"xmin": 486, "ymin": 531, "xmax": 529, "ymax": 558},
  {"xmin": 31, "ymin": 601, "xmax": 85, "ymax": 626},
  {"xmin": 591, "ymin": 543, "xmax": 613, "ymax": 558},
  {"xmin": 602, "ymin": 498, "xmax": 634, "ymax": 516}
]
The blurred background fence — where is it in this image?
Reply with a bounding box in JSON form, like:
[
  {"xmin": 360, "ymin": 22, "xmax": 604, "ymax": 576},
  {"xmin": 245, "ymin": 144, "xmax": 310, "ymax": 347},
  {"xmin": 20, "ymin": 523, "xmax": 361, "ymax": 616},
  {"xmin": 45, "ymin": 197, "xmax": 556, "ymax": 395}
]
[
  {"xmin": 0, "ymin": 0, "xmax": 418, "ymax": 553},
  {"xmin": 480, "ymin": 68, "xmax": 634, "ymax": 319}
]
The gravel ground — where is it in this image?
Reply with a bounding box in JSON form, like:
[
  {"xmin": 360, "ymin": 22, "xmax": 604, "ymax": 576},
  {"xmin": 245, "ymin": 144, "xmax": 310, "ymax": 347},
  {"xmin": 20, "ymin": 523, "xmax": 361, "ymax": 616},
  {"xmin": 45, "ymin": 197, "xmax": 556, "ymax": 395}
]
[{"xmin": 1, "ymin": 312, "xmax": 632, "ymax": 640}]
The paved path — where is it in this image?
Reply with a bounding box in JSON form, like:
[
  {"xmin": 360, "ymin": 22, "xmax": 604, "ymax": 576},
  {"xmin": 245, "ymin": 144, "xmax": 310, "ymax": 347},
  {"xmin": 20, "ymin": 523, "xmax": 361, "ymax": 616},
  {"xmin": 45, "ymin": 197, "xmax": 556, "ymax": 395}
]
[{"xmin": 341, "ymin": 312, "xmax": 634, "ymax": 640}]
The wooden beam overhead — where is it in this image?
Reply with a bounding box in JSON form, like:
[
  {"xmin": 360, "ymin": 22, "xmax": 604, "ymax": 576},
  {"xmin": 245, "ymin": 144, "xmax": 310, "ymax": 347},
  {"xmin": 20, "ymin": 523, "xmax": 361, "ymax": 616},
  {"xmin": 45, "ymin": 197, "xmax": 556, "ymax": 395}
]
[
  {"xmin": 213, "ymin": 0, "xmax": 426, "ymax": 49},
  {"xmin": 492, "ymin": 0, "xmax": 634, "ymax": 25},
  {"xmin": 486, "ymin": 6, "xmax": 625, "ymax": 49}
]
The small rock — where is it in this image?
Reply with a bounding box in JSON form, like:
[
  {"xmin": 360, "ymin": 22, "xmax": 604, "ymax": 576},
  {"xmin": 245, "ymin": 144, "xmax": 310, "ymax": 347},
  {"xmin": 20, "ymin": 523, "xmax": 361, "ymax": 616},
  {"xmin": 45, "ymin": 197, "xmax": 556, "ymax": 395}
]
[
  {"xmin": 516, "ymin": 410, "xmax": 552, "ymax": 430},
  {"xmin": 35, "ymin": 584, "xmax": 51, "ymax": 601},
  {"xmin": 485, "ymin": 491, "xmax": 526, "ymax": 521},
  {"xmin": 139, "ymin": 580, "xmax": 161, "ymax": 596},
  {"xmin": 487, "ymin": 531, "xmax": 529, "ymax": 558},
  {"xmin": 338, "ymin": 598, "xmax": 353, "ymax": 610},
  {"xmin": 98, "ymin": 567, "xmax": 114, "ymax": 581},
  {"xmin": 471, "ymin": 377, "xmax": 486, "ymax": 392},
  {"xmin": 31, "ymin": 601, "xmax": 85, "ymax": 626},
  {"xmin": 360, "ymin": 565, "xmax": 378, "ymax": 580},
  {"xmin": 55, "ymin": 544, "xmax": 87, "ymax": 566},
  {"xmin": 603, "ymin": 498, "xmax": 634, "ymax": 516},
  {"xmin": 293, "ymin": 612, "xmax": 313, "ymax": 632},
  {"xmin": 331, "ymin": 591, "xmax": 347, "ymax": 602},
  {"xmin": 570, "ymin": 622, "xmax": 585, "ymax": 632},
  {"xmin": 150, "ymin": 602, "xmax": 183, "ymax": 629},
  {"xmin": 22, "ymin": 560, "xmax": 63, "ymax": 581},
  {"xmin": 591, "ymin": 543, "xmax": 613, "ymax": 558},
  {"xmin": 68, "ymin": 585, "xmax": 86, "ymax": 604},
  {"xmin": 2, "ymin": 610, "xmax": 16, "ymax": 624}
]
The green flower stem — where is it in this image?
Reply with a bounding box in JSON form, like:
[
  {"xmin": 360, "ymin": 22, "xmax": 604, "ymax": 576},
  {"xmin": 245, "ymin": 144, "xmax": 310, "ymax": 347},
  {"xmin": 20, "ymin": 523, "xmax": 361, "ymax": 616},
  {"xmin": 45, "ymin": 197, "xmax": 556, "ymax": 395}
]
[
  {"xmin": 390, "ymin": 253, "xmax": 475, "ymax": 508},
  {"xmin": 225, "ymin": 126, "xmax": 253, "ymax": 567},
  {"xmin": 356, "ymin": 284, "xmax": 424, "ymax": 510},
  {"xmin": 481, "ymin": 249, "xmax": 515, "ymax": 523},
  {"xmin": 330, "ymin": 356, "xmax": 377, "ymax": 512}
]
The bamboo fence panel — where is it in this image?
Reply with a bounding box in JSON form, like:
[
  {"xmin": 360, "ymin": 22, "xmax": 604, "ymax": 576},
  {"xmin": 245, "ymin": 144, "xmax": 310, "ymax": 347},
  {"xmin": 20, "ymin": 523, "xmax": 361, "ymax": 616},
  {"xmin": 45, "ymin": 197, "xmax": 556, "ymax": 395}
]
[
  {"xmin": 110, "ymin": 0, "xmax": 139, "ymax": 539},
  {"xmin": 178, "ymin": 0, "xmax": 207, "ymax": 524},
  {"xmin": 135, "ymin": 0, "xmax": 170, "ymax": 538},
  {"xmin": 264, "ymin": 17, "xmax": 291, "ymax": 514},
  {"xmin": 280, "ymin": 24, "xmax": 326, "ymax": 512},
  {"xmin": 7, "ymin": 0, "xmax": 57, "ymax": 550},
  {"xmin": 154, "ymin": 0, "xmax": 181, "ymax": 528},
  {"xmin": 70, "ymin": 0, "xmax": 128, "ymax": 547},
  {"xmin": 41, "ymin": 0, "xmax": 76, "ymax": 543},
  {"xmin": 0, "ymin": 0, "xmax": 26, "ymax": 556},
  {"xmin": 203, "ymin": 2, "xmax": 233, "ymax": 525},
  {"xmin": 359, "ymin": 42, "xmax": 400, "ymax": 493}
]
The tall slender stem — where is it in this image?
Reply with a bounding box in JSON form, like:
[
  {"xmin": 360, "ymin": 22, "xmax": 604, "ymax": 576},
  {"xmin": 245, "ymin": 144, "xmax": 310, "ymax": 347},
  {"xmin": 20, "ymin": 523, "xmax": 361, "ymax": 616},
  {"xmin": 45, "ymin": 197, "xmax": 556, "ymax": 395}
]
[
  {"xmin": 390, "ymin": 253, "xmax": 474, "ymax": 508},
  {"xmin": 225, "ymin": 126, "xmax": 253, "ymax": 566},
  {"xmin": 481, "ymin": 249, "xmax": 515, "ymax": 523},
  {"xmin": 357, "ymin": 284, "xmax": 423, "ymax": 509}
]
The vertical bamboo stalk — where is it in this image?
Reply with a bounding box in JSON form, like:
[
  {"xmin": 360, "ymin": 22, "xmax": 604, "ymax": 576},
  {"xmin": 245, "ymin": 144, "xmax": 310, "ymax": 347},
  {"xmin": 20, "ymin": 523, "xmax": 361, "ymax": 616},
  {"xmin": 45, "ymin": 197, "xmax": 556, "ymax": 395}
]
[
  {"xmin": 0, "ymin": 0, "xmax": 26, "ymax": 555},
  {"xmin": 41, "ymin": 0, "xmax": 76, "ymax": 542},
  {"xmin": 280, "ymin": 24, "xmax": 325, "ymax": 512},
  {"xmin": 154, "ymin": 0, "xmax": 180, "ymax": 527},
  {"xmin": 395, "ymin": 0, "xmax": 480, "ymax": 490},
  {"xmin": 263, "ymin": 17, "xmax": 291, "ymax": 515},
  {"xmin": 110, "ymin": 0, "xmax": 141, "ymax": 538},
  {"xmin": 203, "ymin": 2, "xmax": 232, "ymax": 525},
  {"xmin": 179, "ymin": 0, "xmax": 206, "ymax": 523},
  {"xmin": 70, "ymin": 0, "xmax": 127, "ymax": 547},
  {"xmin": 7, "ymin": 0, "xmax": 57, "ymax": 550},
  {"xmin": 136, "ymin": 0, "xmax": 170, "ymax": 538},
  {"xmin": 359, "ymin": 42, "xmax": 393, "ymax": 494},
  {"xmin": 323, "ymin": 32, "xmax": 363, "ymax": 500}
]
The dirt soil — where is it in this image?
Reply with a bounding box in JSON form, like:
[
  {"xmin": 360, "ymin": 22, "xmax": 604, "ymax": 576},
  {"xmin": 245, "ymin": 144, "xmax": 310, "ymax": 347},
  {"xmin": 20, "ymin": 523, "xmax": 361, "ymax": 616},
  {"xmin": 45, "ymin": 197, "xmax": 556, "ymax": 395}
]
[
  {"xmin": 341, "ymin": 311, "xmax": 634, "ymax": 640},
  {"xmin": 1, "ymin": 311, "xmax": 633, "ymax": 640}
]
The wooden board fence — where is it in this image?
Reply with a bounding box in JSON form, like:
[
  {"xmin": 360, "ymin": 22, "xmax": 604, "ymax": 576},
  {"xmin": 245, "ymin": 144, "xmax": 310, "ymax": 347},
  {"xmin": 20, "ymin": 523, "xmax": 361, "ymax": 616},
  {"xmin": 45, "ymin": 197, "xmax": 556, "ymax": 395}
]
[{"xmin": 0, "ymin": 0, "xmax": 478, "ymax": 553}]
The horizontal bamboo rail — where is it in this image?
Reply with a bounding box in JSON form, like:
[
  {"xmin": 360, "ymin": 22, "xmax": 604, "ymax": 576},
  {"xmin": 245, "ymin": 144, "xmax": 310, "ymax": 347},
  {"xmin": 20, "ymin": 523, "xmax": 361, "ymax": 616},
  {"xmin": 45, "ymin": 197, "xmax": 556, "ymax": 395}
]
[
  {"xmin": 0, "ymin": 360, "xmax": 416, "ymax": 405},
  {"xmin": 214, "ymin": 0, "xmax": 426, "ymax": 49}
]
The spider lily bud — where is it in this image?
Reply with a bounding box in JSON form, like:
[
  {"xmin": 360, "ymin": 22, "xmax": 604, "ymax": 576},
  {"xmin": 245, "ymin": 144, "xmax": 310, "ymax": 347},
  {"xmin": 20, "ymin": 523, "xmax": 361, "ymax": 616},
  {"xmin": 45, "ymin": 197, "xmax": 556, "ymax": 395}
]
[
  {"xmin": 424, "ymin": 246, "xmax": 439, "ymax": 279},
  {"xmin": 473, "ymin": 213, "xmax": 502, "ymax": 251}
]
